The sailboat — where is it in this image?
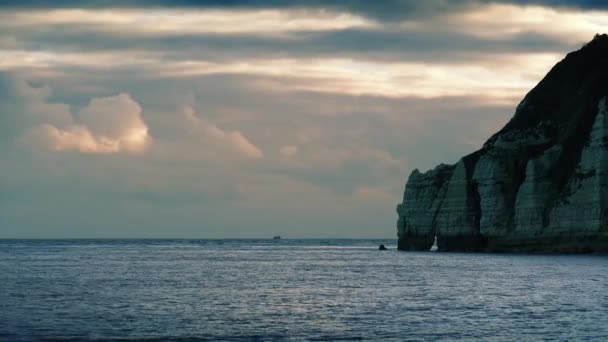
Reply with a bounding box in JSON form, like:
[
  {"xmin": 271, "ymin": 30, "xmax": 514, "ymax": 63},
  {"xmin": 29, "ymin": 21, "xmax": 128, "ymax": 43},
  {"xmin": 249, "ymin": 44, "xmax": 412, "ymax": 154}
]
[{"xmin": 430, "ymin": 236, "xmax": 438, "ymax": 251}]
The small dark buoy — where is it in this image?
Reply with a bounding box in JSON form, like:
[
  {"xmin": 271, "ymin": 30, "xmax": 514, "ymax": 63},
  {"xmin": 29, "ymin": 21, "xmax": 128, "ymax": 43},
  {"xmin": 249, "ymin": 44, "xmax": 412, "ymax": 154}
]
[{"xmin": 378, "ymin": 244, "xmax": 388, "ymax": 250}]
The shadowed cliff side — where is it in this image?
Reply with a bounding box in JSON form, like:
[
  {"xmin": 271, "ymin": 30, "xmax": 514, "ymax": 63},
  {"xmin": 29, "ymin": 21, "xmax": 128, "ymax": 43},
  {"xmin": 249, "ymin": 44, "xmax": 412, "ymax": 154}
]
[{"xmin": 397, "ymin": 34, "xmax": 608, "ymax": 253}]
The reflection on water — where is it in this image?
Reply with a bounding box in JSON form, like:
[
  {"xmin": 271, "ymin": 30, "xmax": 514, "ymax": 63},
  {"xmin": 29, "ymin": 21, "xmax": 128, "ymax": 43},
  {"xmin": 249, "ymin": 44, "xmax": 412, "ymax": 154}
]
[{"xmin": 1, "ymin": 239, "xmax": 607, "ymax": 341}]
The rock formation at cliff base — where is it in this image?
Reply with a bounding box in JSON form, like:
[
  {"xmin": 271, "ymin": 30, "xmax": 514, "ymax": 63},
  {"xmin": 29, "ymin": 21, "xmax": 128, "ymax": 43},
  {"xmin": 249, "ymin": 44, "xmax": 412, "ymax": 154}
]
[{"xmin": 396, "ymin": 34, "xmax": 608, "ymax": 253}]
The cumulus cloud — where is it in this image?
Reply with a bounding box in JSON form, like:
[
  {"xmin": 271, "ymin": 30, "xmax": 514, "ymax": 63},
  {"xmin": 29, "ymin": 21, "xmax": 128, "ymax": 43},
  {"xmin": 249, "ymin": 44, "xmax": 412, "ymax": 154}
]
[
  {"xmin": 182, "ymin": 106, "xmax": 263, "ymax": 159},
  {"xmin": 76, "ymin": 93, "xmax": 151, "ymax": 153},
  {"xmin": 28, "ymin": 124, "xmax": 119, "ymax": 153},
  {"xmin": 15, "ymin": 83, "xmax": 151, "ymax": 154}
]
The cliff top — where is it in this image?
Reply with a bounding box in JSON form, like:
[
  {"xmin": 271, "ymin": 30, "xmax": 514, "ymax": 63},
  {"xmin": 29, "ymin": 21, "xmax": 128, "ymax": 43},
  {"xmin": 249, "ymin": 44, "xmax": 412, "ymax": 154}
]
[
  {"xmin": 580, "ymin": 33, "xmax": 608, "ymax": 53},
  {"xmin": 487, "ymin": 33, "xmax": 608, "ymax": 143},
  {"xmin": 413, "ymin": 34, "xmax": 608, "ymax": 176}
]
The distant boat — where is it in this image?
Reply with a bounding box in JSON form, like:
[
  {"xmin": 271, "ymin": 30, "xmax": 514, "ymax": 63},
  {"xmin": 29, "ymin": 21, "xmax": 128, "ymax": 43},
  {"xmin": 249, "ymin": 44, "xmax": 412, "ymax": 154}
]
[{"xmin": 273, "ymin": 236, "xmax": 281, "ymax": 240}]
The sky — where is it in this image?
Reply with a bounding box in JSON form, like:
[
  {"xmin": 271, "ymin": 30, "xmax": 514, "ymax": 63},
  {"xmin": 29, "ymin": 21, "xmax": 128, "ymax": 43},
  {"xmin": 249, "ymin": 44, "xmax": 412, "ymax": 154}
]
[{"xmin": 0, "ymin": 0, "xmax": 607, "ymax": 238}]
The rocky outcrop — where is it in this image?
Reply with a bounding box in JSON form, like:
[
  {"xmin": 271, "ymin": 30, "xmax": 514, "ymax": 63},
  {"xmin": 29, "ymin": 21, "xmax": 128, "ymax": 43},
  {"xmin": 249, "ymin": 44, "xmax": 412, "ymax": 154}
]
[
  {"xmin": 396, "ymin": 34, "xmax": 608, "ymax": 253},
  {"xmin": 397, "ymin": 164, "xmax": 454, "ymax": 250}
]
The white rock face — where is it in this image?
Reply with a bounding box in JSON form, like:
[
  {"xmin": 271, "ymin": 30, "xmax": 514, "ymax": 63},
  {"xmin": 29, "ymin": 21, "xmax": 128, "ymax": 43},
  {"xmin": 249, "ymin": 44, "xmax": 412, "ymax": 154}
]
[
  {"xmin": 397, "ymin": 97, "xmax": 608, "ymax": 252},
  {"xmin": 396, "ymin": 164, "xmax": 453, "ymax": 250},
  {"xmin": 472, "ymin": 150, "xmax": 520, "ymax": 237},
  {"xmin": 549, "ymin": 98, "xmax": 608, "ymax": 236},
  {"xmin": 513, "ymin": 145, "xmax": 562, "ymax": 236},
  {"xmin": 397, "ymin": 35, "xmax": 608, "ymax": 252},
  {"xmin": 434, "ymin": 159, "xmax": 479, "ymax": 237}
]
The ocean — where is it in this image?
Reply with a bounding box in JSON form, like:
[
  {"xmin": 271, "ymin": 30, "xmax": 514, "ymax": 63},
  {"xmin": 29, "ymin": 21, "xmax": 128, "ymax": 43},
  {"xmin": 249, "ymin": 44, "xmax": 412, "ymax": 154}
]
[{"xmin": 1, "ymin": 239, "xmax": 607, "ymax": 341}]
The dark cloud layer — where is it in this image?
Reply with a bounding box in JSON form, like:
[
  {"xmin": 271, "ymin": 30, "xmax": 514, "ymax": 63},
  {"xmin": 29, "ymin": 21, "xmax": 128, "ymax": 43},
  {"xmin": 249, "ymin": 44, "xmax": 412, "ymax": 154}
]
[
  {"xmin": 3, "ymin": 26, "xmax": 577, "ymax": 65},
  {"xmin": 0, "ymin": 0, "xmax": 480, "ymax": 20},
  {"xmin": 2, "ymin": 0, "xmax": 608, "ymax": 20}
]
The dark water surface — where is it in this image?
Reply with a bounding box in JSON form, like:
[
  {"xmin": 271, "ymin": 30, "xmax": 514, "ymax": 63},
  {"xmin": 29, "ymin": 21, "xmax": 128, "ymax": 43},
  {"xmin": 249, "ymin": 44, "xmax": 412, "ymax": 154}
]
[{"xmin": 1, "ymin": 239, "xmax": 607, "ymax": 341}]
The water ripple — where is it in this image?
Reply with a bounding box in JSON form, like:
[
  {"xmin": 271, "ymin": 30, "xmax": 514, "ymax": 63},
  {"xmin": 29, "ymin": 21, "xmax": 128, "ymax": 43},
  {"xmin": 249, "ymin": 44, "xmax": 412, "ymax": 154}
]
[{"xmin": 1, "ymin": 239, "xmax": 607, "ymax": 341}]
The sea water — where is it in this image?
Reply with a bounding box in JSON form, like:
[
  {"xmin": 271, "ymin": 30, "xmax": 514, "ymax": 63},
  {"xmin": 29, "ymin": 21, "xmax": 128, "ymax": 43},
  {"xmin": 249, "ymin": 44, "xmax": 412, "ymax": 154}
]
[{"xmin": 1, "ymin": 239, "xmax": 607, "ymax": 341}]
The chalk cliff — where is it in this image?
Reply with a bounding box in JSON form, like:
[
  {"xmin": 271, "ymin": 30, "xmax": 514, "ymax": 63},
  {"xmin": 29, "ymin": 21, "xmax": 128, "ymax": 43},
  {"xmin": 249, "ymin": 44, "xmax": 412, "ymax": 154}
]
[{"xmin": 396, "ymin": 34, "xmax": 608, "ymax": 253}]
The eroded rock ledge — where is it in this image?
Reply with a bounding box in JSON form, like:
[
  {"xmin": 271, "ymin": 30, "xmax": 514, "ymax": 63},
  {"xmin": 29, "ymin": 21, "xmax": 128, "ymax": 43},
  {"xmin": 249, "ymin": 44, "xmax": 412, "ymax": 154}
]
[{"xmin": 396, "ymin": 34, "xmax": 608, "ymax": 253}]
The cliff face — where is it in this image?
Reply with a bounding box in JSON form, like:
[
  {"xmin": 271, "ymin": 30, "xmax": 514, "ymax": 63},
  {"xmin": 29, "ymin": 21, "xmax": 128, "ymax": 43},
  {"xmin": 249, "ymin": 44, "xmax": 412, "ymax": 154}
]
[{"xmin": 396, "ymin": 34, "xmax": 608, "ymax": 253}]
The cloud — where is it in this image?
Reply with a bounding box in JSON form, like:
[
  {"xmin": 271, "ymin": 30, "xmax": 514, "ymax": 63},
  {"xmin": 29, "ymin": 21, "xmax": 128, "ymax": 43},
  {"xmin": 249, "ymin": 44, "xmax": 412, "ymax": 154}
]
[
  {"xmin": 4, "ymin": 1, "xmax": 608, "ymax": 22},
  {"xmin": 79, "ymin": 93, "xmax": 147, "ymax": 139},
  {"xmin": 18, "ymin": 89, "xmax": 151, "ymax": 154},
  {"xmin": 0, "ymin": 68, "xmax": 516, "ymax": 238},
  {"xmin": 3, "ymin": 3, "xmax": 603, "ymax": 104},
  {"xmin": 1, "ymin": 8, "xmax": 375, "ymax": 34},
  {"xmin": 280, "ymin": 144, "xmax": 298, "ymax": 157},
  {"xmin": 28, "ymin": 124, "xmax": 122, "ymax": 153},
  {"xmin": 2, "ymin": 1, "xmax": 607, "ymax": 238},
  {"xmin": 182, "ymin": 106, "xmax": 263, "ymax": 159},
  {"xmin": 0, "ymin": 21, "xmax": 575, "ymax": 64},
  {"xmin": 0, "ymin": 49, "xmax": 565, "ymax": 102},
  {"xmin": 448, "ymin": 3, "xmax": 608, "ymax": 43},
  {"xmin": 0, "ymin": 1, "xmax": 480, "ymax": 21}
]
